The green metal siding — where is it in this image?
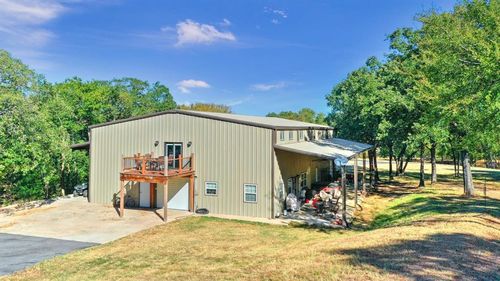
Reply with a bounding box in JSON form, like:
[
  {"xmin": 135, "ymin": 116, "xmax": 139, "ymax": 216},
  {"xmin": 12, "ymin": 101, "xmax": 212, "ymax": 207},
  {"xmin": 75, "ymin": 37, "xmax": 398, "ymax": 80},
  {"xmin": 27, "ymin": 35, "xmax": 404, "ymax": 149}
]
[{"xmin": 89, "ymin": 113, "xmax": 273, "ymax": 218}]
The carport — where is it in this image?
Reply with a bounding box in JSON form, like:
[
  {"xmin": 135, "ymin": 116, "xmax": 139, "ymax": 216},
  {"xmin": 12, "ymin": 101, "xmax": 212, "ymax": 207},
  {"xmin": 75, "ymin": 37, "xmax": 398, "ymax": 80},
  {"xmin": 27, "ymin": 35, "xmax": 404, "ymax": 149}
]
[{"xmin": 274, "ymin": 138, "xmax": 373, "ymax": 226}]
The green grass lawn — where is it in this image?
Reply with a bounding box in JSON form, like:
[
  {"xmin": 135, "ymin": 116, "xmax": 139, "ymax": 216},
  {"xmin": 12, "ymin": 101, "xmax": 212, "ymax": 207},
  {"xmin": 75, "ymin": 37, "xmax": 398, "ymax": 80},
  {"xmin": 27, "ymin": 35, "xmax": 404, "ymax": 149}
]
[{"xmin": 4, "ymin": 163, "xmax": 499, "ymax": 281}]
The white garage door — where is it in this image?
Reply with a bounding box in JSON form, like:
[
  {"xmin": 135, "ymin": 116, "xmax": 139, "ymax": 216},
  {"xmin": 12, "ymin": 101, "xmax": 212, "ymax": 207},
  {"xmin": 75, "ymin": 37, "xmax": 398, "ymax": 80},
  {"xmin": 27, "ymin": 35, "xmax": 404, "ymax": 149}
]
[{"xmin": 156, "ymin": 182, "xmax": 189, "ymax": 211}]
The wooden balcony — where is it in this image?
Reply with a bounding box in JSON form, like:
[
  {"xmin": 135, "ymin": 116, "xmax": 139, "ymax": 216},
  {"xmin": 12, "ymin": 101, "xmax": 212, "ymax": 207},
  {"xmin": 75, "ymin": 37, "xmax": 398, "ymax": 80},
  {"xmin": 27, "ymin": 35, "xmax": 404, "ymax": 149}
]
[
  {"xmin": 119, "ymin": 152, "xmax": 196, "ymax": 221},
  {"xmin": 120, "ymin": 153, "xmax": 195, "ymax": 183}
]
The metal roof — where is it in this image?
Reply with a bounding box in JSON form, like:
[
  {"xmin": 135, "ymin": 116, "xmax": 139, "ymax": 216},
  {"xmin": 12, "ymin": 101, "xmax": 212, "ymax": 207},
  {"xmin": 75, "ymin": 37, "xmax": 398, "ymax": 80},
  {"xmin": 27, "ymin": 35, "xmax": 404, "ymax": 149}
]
[
  {"xmin": 274, "ymin": 138, "xmax": 373, "ymax": 160},
  {"xmin": 89, "ymin": 109, "xmax": 332, "ymax": 130}
]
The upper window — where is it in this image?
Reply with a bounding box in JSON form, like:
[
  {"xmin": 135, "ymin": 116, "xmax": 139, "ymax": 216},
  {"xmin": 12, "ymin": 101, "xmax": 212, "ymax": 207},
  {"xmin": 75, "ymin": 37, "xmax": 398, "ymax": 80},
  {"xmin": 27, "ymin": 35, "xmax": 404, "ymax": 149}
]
[
  {"xmin": 299, "ymin": 131, "xmax": 304, "ymax": 140},
  {"xmin": 244, "ymin": 184, "xmax": 257, "ymax": 203},
  {"xmin": 280, "ymin": 131, "xmax": 285, "ymax": 141},
  {"xmin": 289, "ymin": 131, "xmax": 293, "ymax": 140},
  {"xmin": 205, "ymin": 182, "xmax": 218, "ymax": 196}
]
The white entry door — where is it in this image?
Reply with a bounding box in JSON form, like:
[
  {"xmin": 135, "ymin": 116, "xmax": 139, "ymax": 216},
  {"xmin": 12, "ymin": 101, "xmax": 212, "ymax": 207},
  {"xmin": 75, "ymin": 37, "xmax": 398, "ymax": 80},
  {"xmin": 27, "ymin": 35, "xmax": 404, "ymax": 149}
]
[
  {"xmin": 156, "ymin": 182, "xmax": 189, "ymax": 210},
  {"xmin": 139, "ymin": 182, "xmax": 150, "ymax": 208}
]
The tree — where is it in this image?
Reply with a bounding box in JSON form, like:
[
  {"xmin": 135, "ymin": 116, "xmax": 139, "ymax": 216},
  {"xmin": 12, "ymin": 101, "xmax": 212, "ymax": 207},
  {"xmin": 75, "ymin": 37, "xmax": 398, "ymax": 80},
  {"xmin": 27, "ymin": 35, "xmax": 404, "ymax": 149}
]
[
  {"xmin": 178, "ymin": 103, "xmax": 232, "ymax": 113},
  {"xmin": 267, "ymin": 108, "xmax": 327, "ymax": 124},
  {"xmin": 0, "ymin": 92, "xmax": 72, "ymax": 202},
  {"xmin": 418, "ymin": 0, "xmax": 500, "ymax": 196},
  {"xmin": 327, "ymin": 57, "xmax": 391, "ymax": 185},
  {"xmin": 0, "ymin": 50, "xmax": 47, "ymax": 96},
  {"xmin": 0, "ymin": 49, "xmax": 179, "ymax": 203}
]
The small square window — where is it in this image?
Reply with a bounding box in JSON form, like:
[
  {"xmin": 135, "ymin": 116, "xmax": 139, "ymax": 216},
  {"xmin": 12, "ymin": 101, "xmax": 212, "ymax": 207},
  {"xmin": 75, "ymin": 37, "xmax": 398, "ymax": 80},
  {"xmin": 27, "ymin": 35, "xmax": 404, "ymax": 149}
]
[
  {"xmin": 244, "ymin": 184, "xmax": 257, "ymax": 203},
  {"xmin": 205, "ymin": 182, "xmax": 218, "ymax": 196},
  {"xmin": 280, "ymin": 131, "xmax": 285, "ymax": 141}
]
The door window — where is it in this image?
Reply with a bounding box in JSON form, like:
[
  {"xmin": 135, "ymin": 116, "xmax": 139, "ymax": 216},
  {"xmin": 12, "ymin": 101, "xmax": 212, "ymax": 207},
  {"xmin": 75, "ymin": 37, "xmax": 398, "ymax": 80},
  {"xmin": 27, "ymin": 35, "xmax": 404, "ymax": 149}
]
[{"xmin": 165, "ymin": 143, "xmax": 183, "ymax": 169}]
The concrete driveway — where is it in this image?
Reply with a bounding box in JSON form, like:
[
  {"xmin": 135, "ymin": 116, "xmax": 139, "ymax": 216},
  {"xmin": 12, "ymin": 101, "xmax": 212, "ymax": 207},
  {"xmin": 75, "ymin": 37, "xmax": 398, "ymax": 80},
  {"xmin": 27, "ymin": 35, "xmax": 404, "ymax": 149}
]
[{"xmin": 0, "ymin": 197, "xmax": 190, "ymax": 275}]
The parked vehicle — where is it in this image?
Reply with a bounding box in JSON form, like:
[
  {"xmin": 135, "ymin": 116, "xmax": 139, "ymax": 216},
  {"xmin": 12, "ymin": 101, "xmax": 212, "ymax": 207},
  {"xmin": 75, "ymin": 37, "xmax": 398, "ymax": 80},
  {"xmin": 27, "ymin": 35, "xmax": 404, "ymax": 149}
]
[{"xmin": 73, "ymin": 183, "xmax": 88, "ymax": 197}]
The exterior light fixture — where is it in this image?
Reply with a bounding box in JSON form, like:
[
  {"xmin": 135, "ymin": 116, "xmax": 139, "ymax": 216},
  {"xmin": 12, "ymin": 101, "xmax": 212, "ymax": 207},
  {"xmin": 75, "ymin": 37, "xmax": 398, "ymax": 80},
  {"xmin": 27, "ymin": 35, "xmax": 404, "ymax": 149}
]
[{"xmin": 154, "ymin": 140, "xmax": 159, "ymax": 147}]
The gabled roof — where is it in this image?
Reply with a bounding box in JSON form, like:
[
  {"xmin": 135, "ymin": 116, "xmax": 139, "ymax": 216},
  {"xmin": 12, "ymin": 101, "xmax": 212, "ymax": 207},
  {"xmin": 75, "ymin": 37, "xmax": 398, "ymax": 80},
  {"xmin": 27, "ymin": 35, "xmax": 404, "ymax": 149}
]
[
  {"xmin": 89, "ymin": 109, "xmax": 332, "ymax": 130},
  {"xmin": 274, "ymin": 138, "xmax": 373, "ymax": 160}
]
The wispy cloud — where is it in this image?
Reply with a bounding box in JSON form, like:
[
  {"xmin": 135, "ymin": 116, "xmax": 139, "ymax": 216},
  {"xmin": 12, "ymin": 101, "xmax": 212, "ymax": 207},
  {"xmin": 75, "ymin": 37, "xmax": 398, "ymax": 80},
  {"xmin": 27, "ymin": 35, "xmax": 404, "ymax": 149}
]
[
  {"xmin": 0, "ymin": 0, "xmax": 66, "ymax": 47},
  {"xmin": 177, "ymin": 79, "xmax": 211, "ymax": 93},
  {"xmin": 220, "ymin": 18, "xmax": 231, "ymax": 27},
  {"xmin": 165, "ymin": 19, "xmax": 236, "ymax": 47},
  {"xmin": 264, "ymin": 7, "xmax": 288, "ymax": 24},
  {"xmin": 252, "ymin": 81, "xmax": 287, "ymax": 91}
]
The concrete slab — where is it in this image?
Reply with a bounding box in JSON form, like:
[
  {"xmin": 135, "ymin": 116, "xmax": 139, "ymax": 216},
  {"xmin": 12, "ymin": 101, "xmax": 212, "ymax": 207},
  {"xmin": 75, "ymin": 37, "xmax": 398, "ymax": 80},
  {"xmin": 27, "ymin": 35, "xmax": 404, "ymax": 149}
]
[
  {"xmin": 0, "ymin": 196, "xmax": 191, "ymax": 244},
  {"xmin": 0, "ymin": 196, "xmax": 191, "ymax": 276}
]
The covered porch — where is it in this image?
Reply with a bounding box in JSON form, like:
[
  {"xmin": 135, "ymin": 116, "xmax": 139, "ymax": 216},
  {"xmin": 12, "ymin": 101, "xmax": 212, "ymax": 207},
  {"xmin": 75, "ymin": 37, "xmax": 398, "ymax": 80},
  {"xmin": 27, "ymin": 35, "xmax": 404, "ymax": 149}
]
[
  {"xmin": 119, "ymin": 153, "xmax": 195, "ymax": 222},
  {"xmin": 274, "ymin": 138, "xmax": 373, "ymax": 227}
]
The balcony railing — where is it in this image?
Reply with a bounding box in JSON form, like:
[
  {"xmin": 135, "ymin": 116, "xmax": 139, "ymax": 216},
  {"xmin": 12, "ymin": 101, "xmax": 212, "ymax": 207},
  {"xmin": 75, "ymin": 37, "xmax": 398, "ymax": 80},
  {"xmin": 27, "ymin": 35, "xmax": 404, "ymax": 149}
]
[{"xmin": 121, "ymin": 153, "xmax": 195, "ymax": 177}]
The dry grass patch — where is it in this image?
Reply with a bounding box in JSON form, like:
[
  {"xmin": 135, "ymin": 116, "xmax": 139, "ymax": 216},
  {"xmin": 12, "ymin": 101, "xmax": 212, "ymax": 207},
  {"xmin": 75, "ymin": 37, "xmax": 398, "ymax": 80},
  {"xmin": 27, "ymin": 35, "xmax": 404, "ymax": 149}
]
[{"xmin": 4, "ymin": 164, "xmax": 499, "ymax": 281}]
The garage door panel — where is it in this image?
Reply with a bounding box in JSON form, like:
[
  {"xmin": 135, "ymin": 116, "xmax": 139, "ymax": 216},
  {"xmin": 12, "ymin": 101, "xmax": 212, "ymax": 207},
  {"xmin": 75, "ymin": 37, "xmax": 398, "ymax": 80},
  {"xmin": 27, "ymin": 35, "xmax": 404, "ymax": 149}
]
[{"xmin": 156, "ymin": 180, "xmax": 189, "ymax": 210}]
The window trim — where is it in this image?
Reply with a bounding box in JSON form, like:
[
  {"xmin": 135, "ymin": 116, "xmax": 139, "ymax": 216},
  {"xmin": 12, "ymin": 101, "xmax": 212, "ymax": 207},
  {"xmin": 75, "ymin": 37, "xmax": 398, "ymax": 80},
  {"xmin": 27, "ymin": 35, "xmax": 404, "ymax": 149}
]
[
  {"xmin": 243, "ymin": 183, "xmax": 257, "ymax": 203},
  {"xmin": 204, "ymin": 181, "xmax": 218, "ymax": 196}
]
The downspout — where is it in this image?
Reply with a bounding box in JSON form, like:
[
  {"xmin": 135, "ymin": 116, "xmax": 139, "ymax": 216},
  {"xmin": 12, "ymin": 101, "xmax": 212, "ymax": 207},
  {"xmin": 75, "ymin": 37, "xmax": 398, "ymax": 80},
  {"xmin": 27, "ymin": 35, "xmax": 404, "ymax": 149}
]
[
  {"xmin": 88, "ymin": 129, "xmax": 92, "ymax": 203},
  {"xmin": 271, "ymin": 129, "xmax": 276, "ymax": 218}
]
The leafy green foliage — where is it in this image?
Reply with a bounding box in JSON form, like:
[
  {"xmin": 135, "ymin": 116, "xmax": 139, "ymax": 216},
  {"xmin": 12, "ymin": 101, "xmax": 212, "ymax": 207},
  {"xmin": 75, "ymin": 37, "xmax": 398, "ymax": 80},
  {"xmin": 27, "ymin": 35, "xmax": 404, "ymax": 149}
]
[
  {"xmin": 326, "ymin": 0, "xmax": 499, "ymax": 194},
  {"xmin": 266, "ymin": 108, "xmax": 326, "ymax": 124},
  {"xmin": 0, "ymin": 51, "xmax": 176, "ymax": 204},
  {"xmin": 178, "ymin": 103, "xmax": 232, "ymax": 113}
]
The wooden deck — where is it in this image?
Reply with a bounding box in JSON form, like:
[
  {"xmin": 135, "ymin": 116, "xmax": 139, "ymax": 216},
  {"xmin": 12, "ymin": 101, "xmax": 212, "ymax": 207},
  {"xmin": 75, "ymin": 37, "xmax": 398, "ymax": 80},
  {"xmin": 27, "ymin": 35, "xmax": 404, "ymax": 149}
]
[
  {"xmin": 120, "ymin": 153, "xmax": 195, "ymax": 183},
  {"xmin": 119, "ymin": 153, "xmax": 195, "ymax": 221}
]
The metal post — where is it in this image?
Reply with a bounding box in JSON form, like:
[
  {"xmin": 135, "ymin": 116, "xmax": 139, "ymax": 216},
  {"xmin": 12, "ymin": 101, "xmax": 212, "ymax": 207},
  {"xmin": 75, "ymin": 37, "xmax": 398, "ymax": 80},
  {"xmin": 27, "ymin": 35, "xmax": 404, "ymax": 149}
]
[
  {"xmin": 362, "ymin": 152, "xmax": 366, "ymax": 195},
  {"xmin": 341, "ymin": 165, "xmax": 348, "ymax": 228},
  {"xmin": 354, "ymin": 155, "xmax": 358, "ymax": 207}
]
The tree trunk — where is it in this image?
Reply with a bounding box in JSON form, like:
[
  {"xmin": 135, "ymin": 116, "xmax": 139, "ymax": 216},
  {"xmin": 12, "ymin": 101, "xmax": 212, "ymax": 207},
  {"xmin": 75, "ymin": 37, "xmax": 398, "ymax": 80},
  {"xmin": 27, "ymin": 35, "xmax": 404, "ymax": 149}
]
[
  {"xmin": 418, "ymin": 144, "xmax": 425, "ymax": 188},
  {"xmin": 430, "ymin": 142, "xmax": 437, "ymax": 184},
  {"xmin": 396, "ymin": 145, "xmax": 407, "ymax": 175},
  {"xmin": 462, "ymin": 150, "xmax": 474, "ymax": 197},
  {"xmin": 368, "ymin": 150, "xmax": 374, "ymax": 187},
  {"xmin": 389, "ymin": 144, "xmax": 394, "ymax": 180},
  {"xmin": 402, "ymin": 152, "xmax": 415, "ymax": 175},
  {"xmin": 452, "ymin": 151, "xmax": 457, "ymax": 177},
  {"xmin": 373, "ymin": 148, "xmax": 380, "ymax": 184},
  {"xmin": 458, "ymin": 151, "xmax": 462, "ymax": 177}
]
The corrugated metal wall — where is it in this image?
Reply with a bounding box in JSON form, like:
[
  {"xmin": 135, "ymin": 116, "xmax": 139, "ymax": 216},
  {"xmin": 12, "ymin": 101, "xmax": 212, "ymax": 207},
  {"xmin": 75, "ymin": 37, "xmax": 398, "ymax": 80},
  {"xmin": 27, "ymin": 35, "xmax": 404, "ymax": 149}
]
[
  {"xmin": 273, "ymin": 149, "xmax": 330, "ymax": 215},
  {"xmin": 89, "ymin": 113, "xmax": 273, "ymax": 218}
]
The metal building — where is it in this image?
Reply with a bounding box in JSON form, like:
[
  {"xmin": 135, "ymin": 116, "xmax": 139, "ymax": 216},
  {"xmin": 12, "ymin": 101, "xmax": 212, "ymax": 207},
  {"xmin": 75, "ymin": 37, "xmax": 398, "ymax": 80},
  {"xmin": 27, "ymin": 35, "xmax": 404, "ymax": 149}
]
[{"xmin": 82, "ymin": 110, "xmax": 372, "ymax": 219}]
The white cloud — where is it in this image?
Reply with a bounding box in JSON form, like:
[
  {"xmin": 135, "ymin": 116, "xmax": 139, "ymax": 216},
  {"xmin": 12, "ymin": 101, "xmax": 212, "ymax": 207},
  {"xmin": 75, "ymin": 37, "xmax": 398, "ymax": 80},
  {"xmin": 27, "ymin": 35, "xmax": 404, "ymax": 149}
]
[
  {"xmin": 177, "ymin": 79, "xmax": 211, "ymax": 93},
  {"xmin": 172, "ymin": 19, "xmax": 236, "ymax": 46},
  {"xmin": 252, "ymin": 81, "xmax": 287, "ymax": 91},
  {"xmin": 271, "ymin": 19, "xmax": 280, "ymax": 25}
]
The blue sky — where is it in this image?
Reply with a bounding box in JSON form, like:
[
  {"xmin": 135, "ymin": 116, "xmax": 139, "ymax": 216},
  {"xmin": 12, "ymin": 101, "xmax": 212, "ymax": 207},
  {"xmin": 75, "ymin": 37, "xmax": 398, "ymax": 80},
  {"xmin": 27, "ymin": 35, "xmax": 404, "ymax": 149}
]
[{"xmin": 0, "ymin": 0, "xmax": 455, "ymax": 115}]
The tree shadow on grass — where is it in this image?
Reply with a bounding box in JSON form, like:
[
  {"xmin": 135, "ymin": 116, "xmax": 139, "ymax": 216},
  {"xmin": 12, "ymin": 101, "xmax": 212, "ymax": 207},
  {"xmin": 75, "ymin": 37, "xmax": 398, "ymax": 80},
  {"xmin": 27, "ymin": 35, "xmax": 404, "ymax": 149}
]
[
  {"xmin": 332, "ymin": 233, "xmax": 500, "ymax": 281},
  {"xmin": 394, "ymin": 170, "xmax": 499, "ymax": 184},
  {"xmin": 371, "ymin": 195, "xmax": 500, "ymax": 229}
]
